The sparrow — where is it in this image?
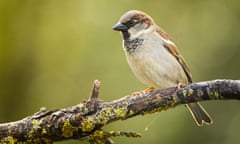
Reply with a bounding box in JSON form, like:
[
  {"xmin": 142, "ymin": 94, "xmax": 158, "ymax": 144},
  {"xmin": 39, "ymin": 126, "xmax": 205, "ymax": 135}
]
[{"xmin": 112, "ymin": 10, "xmax": 213, "ymax": 126}]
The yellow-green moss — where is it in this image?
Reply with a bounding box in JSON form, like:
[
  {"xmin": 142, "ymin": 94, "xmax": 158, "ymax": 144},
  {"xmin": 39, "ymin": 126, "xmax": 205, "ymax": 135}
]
[
  {"xmin": 98, "ymin": 107, "xmax": 112, "ymax": 122},
  {"xmin": 182, "ymin": 90, "xmax": 187, "ymax": 97},
  {"xmin": 114, "ymin": 108, "xmax": 127, "ymax": 119},
  {"xmin": 61, "ymin": 121, "xmax": 78, "ymax": 137},
  {"xmin": 109, "ymin": 130, "xmax": 115, "ymax": 135},
  {"xmin": 88, "ymin": 130, "xmax": 106, "ymax": 144},
  {"xmin": 171, "ymin": 96, "xmax": 177, "ymax": 107},
  {"xmin": 25, "ymin": 138, "xmax": 52, "ymax": 144},
  {"xmin": 1, "ymin": 128, "xmax": 52, "ymax": 144},
  {"xmin": 81, "ymin": 117, "xmax": 95, "ymax": 132},
  {"xmin": 28, "ymin": 119, "xmax": 41, "ymax": 140},
  {"xmin": 41, "ymin": 128, "xmax": 47, "ymax": 135},
  {"xmin": 32, "ymin": 119, "xmax": 41, "ymax": 130},
  {"xmin": 188, "ymin": 89, "xmax": 194, "ymax": 95},
  {"xmin": 87, "ymin": 130, "xmax": 141, "ymax": 144},
  {"xmin": 2, "ymin": 136, "xmax": 17, "ymax": 144},
  {"xmin": 128, "ymin": 110, "xmax": 135, "ymax": 116},
  {"xmin": 95, "ymin": 106, "xmax": 129, "ymax": 125},
  {"xmin": 142, "ymin": 107, "xmax": 164, "ymax": 115},
  {"xmin": 142, "ymin": 97, "xmax": 177, "ymax": 115},
  {"xmin": 213, "ymin": 91, "xmax": 219, "ymax": 99}
]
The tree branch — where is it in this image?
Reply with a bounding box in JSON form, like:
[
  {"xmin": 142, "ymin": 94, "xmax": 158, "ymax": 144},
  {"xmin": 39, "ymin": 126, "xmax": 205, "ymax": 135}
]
[{"xmin": 0, "ymin": 79, "xmax": 240, "ymax": 144}]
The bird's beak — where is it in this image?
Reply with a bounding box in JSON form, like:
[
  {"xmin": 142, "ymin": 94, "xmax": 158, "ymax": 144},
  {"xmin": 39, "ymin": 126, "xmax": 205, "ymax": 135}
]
[{"xmin": 112, "ymin": 22, "xmax": 128, "ymax": 31}]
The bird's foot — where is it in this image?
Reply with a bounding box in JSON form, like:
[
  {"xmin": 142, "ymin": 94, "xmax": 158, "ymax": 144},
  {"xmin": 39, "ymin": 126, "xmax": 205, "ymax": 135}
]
[
  {"xmin": 176, "ymin": 82, "xmax": 186, "ymax": 91},
  {"xmin": 132, "ymin": 87, "xmax": 155, "ymax": 96}
]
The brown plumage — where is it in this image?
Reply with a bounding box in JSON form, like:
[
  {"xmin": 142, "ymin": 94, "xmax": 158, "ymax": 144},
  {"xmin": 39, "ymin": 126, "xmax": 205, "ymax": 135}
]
[{"xmin": 113, "ymin": 10, "xmax": 213, "ymax": 126}]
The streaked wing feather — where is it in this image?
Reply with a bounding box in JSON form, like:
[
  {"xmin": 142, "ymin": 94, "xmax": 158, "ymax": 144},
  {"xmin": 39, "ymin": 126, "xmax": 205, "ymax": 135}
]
[{"xmin": 156, "ymin": 27, "xmax": 192, "ymax": 83}]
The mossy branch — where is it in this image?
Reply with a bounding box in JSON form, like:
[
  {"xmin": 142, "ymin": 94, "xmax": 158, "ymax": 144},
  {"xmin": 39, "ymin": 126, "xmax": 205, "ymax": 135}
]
[{"xmin": 0, "ymin": 79, "xmax": 240, "ymax": 144}]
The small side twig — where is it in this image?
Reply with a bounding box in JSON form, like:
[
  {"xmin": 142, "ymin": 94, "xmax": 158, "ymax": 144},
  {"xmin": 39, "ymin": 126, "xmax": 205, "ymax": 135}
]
[
  {"xmin": 0, "ymin": 79, "xmax": 239, "ymax": 144},
  {"xmin": 90, "ymin": 80, "xmax": 101, "ymax": 100}
]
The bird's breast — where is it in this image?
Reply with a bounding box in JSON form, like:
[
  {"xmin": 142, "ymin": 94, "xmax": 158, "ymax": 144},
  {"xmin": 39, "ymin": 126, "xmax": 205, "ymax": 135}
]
[{"xmin": 124, "ymin": 33, "xmax": 188, "ymax": 89}]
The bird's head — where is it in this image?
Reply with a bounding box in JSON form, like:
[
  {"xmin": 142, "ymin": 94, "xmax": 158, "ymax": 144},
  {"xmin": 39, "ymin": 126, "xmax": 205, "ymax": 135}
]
[{"xmin": 112, "ymin": 10, "xmax": 155, "ymax": 40}]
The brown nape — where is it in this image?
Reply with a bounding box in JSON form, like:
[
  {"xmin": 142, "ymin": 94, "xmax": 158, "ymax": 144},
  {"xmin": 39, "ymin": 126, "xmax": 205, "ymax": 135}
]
[
  {"xmin": 132, "ymin": 12, "xmax": 154, "ymax": 28},
  {"xmin": 156, "ymin": 27, "xmax": 172, "ymax": 41}
]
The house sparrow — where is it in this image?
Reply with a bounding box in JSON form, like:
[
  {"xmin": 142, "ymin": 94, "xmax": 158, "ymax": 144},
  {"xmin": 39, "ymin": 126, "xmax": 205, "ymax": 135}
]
[{"xmin": 112, "ymin": 10, "xmax": 213, "ymax": 126}]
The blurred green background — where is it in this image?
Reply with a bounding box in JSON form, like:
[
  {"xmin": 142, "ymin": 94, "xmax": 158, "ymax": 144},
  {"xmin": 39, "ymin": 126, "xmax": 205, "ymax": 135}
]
[{"xmin": 1, "ymin": 0, "xmax": 240, "ymax": 144}]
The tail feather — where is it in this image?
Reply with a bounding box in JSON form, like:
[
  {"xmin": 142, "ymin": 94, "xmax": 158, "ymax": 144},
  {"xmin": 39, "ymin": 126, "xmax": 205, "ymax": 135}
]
[{"xmin": 186, "ymin": 102, "xmax": 213, "ymax": 126}]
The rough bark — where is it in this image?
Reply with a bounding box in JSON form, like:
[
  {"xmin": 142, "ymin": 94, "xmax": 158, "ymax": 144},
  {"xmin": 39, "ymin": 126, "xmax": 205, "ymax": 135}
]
[{"xmin": 0, "ymin": 79, "xmax": 240, "ymax": 144}]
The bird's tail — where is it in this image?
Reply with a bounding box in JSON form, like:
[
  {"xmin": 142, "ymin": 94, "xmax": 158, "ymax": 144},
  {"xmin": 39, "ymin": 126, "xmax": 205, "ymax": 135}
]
[{"xmin": 186, "ymin": 102, "xmax": 213, "ymax": 126}]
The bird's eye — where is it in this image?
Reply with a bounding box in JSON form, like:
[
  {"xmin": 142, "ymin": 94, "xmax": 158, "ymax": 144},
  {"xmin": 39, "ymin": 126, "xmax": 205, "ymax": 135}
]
[{"xmin": 126, "ymin": 19, "xmax": 137, "ymax": 27}]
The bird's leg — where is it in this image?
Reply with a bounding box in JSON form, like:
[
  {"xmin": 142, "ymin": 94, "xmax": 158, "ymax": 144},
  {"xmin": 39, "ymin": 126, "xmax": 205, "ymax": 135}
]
[
  {"xmin": 143, "ymin": 87, "xmax": 155, "ymax": 93},
  {"xmin": 132, "ymin": 87, "xmax": 155, "ymax": 96},
  {"xmin": 177, "ymin": 82, "xmax": 186, "ymax": 90}
]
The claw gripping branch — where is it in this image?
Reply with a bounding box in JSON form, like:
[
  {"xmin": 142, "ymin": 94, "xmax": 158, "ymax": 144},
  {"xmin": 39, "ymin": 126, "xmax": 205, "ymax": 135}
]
[{"xmin": 0, "ymin": 79, "xmax": 240, "ymax": 143}]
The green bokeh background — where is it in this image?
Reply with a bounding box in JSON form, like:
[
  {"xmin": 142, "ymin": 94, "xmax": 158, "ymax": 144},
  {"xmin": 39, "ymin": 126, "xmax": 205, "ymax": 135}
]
[{"xmin": 1, "ymin": 0, "xmax": 240, "ymax": 144}]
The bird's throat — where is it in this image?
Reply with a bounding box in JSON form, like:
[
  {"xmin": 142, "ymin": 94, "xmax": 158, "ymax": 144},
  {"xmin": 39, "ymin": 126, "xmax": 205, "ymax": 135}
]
[
  {"xmin": 121, "ymin": 31, "xmax": 130, "ymax": 40},
  {"xmin": 124, "ymin": 38, "xmax": 144, "ymax": 53}
]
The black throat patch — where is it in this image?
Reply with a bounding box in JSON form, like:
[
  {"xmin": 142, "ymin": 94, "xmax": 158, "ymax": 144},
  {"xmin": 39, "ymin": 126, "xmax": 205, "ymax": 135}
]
[{"xmin": 124, "ymin": 38, "xmax": 144, "ymax": 53}]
